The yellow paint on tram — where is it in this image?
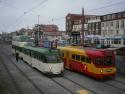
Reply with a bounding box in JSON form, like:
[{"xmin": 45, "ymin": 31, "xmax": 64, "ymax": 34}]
[{"xmin": 77, "ymin": 90, "xmax": 90, "ymax": 94}]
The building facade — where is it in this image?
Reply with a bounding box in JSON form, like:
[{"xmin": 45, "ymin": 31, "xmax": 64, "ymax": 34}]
[
  {"xmin": 101, "ymin": 11, "xmax": 125, "ymax": 47},
  {"xmin": 66, "ymin": 13, "xmax": 91, "ymax": 45},
  {"xmin": 87, "ymin": 16, "xmax": 101, "ymax": 35},
  {"xmin": 66, "ymin": 14, "xmax": 84, "ymax": 35}
]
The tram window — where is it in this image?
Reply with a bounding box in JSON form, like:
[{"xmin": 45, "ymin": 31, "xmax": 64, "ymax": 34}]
[
  {"xmin": 72, "ymin": 54, "xmax": 75, "ymax": 59},
  {"xmin": 39, "ymin": 55, "xmax": 42, "ymax": 61},
  {"xmin": 32, "ymin": 51, "xmax": 35, "ymax": 58},
  {"xmin": 86, "ymin": 57, "xmax": 91, "ymax": 63},
  {"xmin": 94, "ymin": 57, "xmax": 102, "ymax": 65},
  {"xmin": 36, "ymin": 53, "xmax": 39, "ymax": 59},
  {"xmin": 81, "ymin": 56, "xmax": 85, "ymax": 62},
  {"xmin": 76, "ymin": 55, "xmax": 80, "ymax": 61},
  {"xmin": 29, "ymin": 51, "xmax": 31, "ymax": 56},
  {"xmin": 104, "ymin": 57, "xmax": 113, "ymax": 66},
  {"xmin": 62, "ymin": 52, "xmax": 64, "ymax": 57},
  {"xmin": 34, "ymin": 52, "xmax": 37, "ymax": 58},
  {"xmin": 46, "ymin": 56, "xmax": 57, "ymax": 63},
  {"xmin": 38, "ymin": 53, "xmax": 42, "ymax": 61}
]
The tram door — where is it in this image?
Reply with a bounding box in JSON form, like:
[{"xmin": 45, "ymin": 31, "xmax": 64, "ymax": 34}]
[{"xmin": 65, "ymin": 51, "xmax": 70, "ymax": 69}]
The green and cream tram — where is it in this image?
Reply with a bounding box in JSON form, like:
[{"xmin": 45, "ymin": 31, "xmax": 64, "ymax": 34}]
[{"xmin": 12, "ymin": 35, "xmax": 64, "ymax": 75}]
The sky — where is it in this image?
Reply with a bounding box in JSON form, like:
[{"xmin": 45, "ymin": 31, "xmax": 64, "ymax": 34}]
[{"xmin": 0, "ymin": 0, "xmax": 125, "ymax": 33}]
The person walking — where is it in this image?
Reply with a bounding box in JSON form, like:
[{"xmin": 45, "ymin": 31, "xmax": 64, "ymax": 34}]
[{"xmin": 16, "ymin": 53, "xmax": 19, "ymax": 62}]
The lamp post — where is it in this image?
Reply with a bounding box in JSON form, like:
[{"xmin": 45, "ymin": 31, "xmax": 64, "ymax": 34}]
[
  {"xmin": 38, "ymin": 15, "xmax": 40, "ymax": 25},
  {"xmin": 81, "ymin": 8, "xmax": 85, "ymax": 46}
]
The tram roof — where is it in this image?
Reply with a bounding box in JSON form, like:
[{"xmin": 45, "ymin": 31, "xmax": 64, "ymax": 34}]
[
  {"xmin": 58, "ymin": 46, "xmax": 114, "ymax": 57},
  {"xmin": 85, "ymin": 50, "xmax": 104, "ymax": 57},
  {"xmin": 58, "ymin": 46, "xmax": 86, "ymax": 54},
  {"xmin": 13, "ymin": 35, "xmax": 31, "ymax": 42},
  {"xmin": 24, "ymin": 46, "xmax": 59, "ymax": 54}
]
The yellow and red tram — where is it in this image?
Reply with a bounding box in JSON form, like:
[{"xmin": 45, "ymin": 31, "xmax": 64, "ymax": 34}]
[{"xmin": 58, "ymin": 46, "xmax": 116, "ymax": 79}]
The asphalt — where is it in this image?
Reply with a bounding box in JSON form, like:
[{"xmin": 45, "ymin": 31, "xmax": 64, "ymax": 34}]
[{"xmin": 0, "ymin": 55, "xmax": 19, "ymax": 94}]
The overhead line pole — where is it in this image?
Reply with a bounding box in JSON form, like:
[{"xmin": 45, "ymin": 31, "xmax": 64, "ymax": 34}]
[{"xmin": 81, "ymin": 8, "xmax": 84, "ymax": 47}]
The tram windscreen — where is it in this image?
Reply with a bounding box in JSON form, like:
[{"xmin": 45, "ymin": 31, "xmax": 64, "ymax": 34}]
[
  {"xmin": 46, "ymin": 55, "xmax": 61, "ymax": 63},
  {"xmin": 104, "ymin": 57, "xmax": 114, "ymax": 66},
  {"xmin": 94, "ymin": 56, "xmax": 114, "ymax": 66}
]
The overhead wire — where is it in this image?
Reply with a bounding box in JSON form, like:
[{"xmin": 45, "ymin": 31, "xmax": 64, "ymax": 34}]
[
  {"xmin": 48, "ymin": 1, "xmax": 125, "ymax": 23},
  {"xmin": 2, "ymin": 0, "xmax": 48, "ymax": 31},
  {"xmin": 1, "ymin": 1, "xmax": 24, "ymax": 12},
  {"xmin": 1, "ymin": 0, "xmax": 125, "ymax": 31},
  {"xmin": 86, "ymin": 1, "xmax": 125, "ymax": 13}
]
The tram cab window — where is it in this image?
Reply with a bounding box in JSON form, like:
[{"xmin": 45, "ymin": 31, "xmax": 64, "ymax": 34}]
[
  {"xmin": 94, "ymin": 57, "xmax": 102, "ymax": 65},
  {"xmin": 46, "ymin": 56, "xmax": 57, "ymax": 63},
  {"xmin": 104, "ymin": 57, "xmax": 113, "ymax": 66}
]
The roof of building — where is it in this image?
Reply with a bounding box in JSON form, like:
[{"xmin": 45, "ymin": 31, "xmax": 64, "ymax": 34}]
[
  {"xmin": 44, "ymin": 31, "xmax": 62, "ymax": 36},
  {"xmin": 43, "ymin": 25, "xmax": 58, "ymax": 32},
  {"xmin": 66, "ymin": 13, "xmax": 84, "ymax": 20},
  {"xmin": 101, "ymin": 11, "xmax": 125, "ymax": 16},
  {"xmin": 34, "ymin": 24, "xmax": 59, "ymax": 32},
  {"xmin": 66, "ymin": 13, "xmax": 99, "ymax": 19}
]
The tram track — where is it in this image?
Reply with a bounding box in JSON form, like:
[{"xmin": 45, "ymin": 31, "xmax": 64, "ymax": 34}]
[
  {"xmin": 2, "ymin": 42, "xmax": 125, "ymax": 94},
  {"xmin": 0, "ymin": 54, "xmax": 24, "ymax": 94},
  {"xmin": 50, "ymin": 78, "xmax": 75, "ymax": 94},
  {"xmin": 64, "ymin": 70, "xmax": 125, "ymax": 94},
  {"xmin": 5, "ymin": 44, "xmax": 98, "ymax": 94},
  {"xmin": 0, "ymin": 44, "xmax": 24, "ymax": 94},
  {"xmin": 114, "ymin": 79, "xmax": 125, "ymax": 85},
  {"xmin": 5, "ymin": 44, "xmax": 93, "ymax": 94},
  {"xmin": 103, "ymin": 80, "xmax": 125, "ymax": 92},
  {"xmin": 1, "ymin": 45, "xmax": 44, "ymax": 94},
  {"xmin": 62, "ymin": 76, "xmax": 97, "ymax": 94},
  {"xmin": 114, "ymin": 75, "xmax": 125, "ymax": 84},
  {"xmin": 103, "ymin": 82, "xmax": 125, "ymax": 92},
  {"xmin": 1, "ymin": 44, "xmax": 76, "ymax": 94}
]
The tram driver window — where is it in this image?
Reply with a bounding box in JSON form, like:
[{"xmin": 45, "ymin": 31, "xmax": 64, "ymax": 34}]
[{"xmin": 104, "ymin": 57, "xmax": 113, "ymax": 66}]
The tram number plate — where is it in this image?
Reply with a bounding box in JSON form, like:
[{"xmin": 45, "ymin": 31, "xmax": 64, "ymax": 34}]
[{"xmin": 106, "ymin": 69, "xmax": 112, "ymax": 72}]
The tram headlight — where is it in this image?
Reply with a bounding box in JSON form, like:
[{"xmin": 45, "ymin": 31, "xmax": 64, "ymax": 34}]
[{"xmin": 100, "ymin": 70, "xmax": 103, "ymax": 73}]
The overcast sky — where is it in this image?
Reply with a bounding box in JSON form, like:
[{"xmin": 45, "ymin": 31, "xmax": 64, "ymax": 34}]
[{"xmin": 0, "ymin": 0, "xmax": 125, "ymax": 33}]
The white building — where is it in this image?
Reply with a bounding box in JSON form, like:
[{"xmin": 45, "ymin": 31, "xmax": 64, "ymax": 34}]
[{"xmin": 101, "ymin": 11, "xmax": 125, "ymax": 47}]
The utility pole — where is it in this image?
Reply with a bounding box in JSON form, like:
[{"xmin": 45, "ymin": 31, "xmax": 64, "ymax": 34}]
[
  {"xmin": 34, "ymin": 15, "xmax": 41, "ymax": 46},
  {"xmin": 81, "ymin": 8, "xmax": 85, "ymax": 47},
  {"xmin": 37, "ymin": 15, "xmax": 40, "ymax": 46},
  {"xmin": 38, "ymin": 15, "xmax": 40, "ymax": 25}
]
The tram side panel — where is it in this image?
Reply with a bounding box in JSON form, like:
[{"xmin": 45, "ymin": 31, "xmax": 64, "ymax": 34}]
[{"xmin": 58, "ymin": 47, "xmax": 116, "ymax": 79}]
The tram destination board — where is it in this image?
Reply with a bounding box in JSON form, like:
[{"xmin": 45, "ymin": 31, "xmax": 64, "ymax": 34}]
[{"xmin": 71, "ymin": 31, "xmax": 80, "ymax": 35}]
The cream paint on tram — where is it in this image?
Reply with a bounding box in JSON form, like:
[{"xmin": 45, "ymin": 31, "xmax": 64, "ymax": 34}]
[
  {"xmin": 12, "ymin": 40, "xmax": 64, "ymax": 74},
  {"xmin": 12, "ymin": 41, "xmax": 28, "ymax": 47},
  {"xmin": 13, "ymin": 48, "xmax": 64, "ymax": 74}
]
